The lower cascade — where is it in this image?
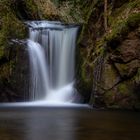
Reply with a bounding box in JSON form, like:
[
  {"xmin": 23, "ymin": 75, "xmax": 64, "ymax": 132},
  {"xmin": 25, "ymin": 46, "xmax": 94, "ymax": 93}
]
[{"xmin": 27, "ymin": 21, "xmax": 80, "ymax": 104}]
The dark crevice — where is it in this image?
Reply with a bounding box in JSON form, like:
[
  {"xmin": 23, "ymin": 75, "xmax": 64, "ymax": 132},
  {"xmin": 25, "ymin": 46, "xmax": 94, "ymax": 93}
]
[
  {"xmin": 11, "ymin": 0, "xmax": 39, "ymax": 20},
  {"xmin": 0, "ymin": 57, "xmax": 9, "ymax": 66}
]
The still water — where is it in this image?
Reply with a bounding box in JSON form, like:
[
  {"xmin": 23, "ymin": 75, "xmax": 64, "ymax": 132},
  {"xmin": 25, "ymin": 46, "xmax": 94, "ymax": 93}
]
[{"xmin": 0, "ymin": 107, "xmax": 140, "ymax": 140}]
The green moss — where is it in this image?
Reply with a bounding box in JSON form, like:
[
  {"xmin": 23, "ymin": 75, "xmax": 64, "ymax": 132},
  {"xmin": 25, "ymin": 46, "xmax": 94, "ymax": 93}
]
[
  {"xmin": 3, "ymin": 15, "xmax": 25, "ymax": 36},
  {"xmin": 78, "ymin": 0, "xmax": 104, "ymax": 42},
  {"xmin": 96, "ymin": 45, "xmax": 106, "ymax": 56},
  {"xmin": 102, "ymin": 0, "xmax": 140, "ymax": 49},
  {"xmin": 104, "ymin": 81, "xmax": 132, "ymax": 108},
  {"xmin": 81, "ymin": 62, "xmax": 93, "ymax": 82},
  {"xmin": 0, "ymin": 0, "xmax": 26, "ymax": 46},
  {"xmin": 132, "ymin": 68, "xmax": 140, "ymax": 84},
  {"xmin": 104, "ymin": 91, "xmax": 115, "ymax": 106},
  {"xmin": 77, "ymin": 77, "xmax": 93, "ymax": 102},
  {"xmin": 127, "ymin": 13, "xmax": 140, "ymax": 28},
  {"xmin": 96, "ymin": 39, "xmax": 105, "ymax": 48},
  {"xmin": 106, "ymin": 20, "xmax": 128, "ymax": 40},
  {"xmin": 25, "ymin": 0, "xmax": 39, "ymax": 19},
  {"xmin": 105, "ymin": 13, "xmax": 140, "ymax": 46},
  {"xmin": 73, "ymin": 0, "xmax": 140, "ymax": 107},
  {"xmin": 0, "ymin": 15, "xmax": 26, "ymax": 53},
  {"xmin": 118, "ymin": 84, "xmax": 128, "ymax": 94},
  {"xmin": 96, "ymin": 13, "xmax": 140, "ymax": 49},
  {"xmin": 108, "ymin": 0, "xmax": 140, "ymax": 26},
  {"xmin": 117, "ymin": 82, "xmax": 132, "ymax": 98},
  {"xmin": 127, "ymin": 0, "xmax": 140, "ymax": 9},
  {"xmin": 76, "ymin": 55, "xmax": 93, "ymax": 100},
  {"xmin": 115, "ymin": 63, "xmax": 129, "ymax": 76},
  {"xmin": 0, "ymin": 0, "xmax": 29, "ymax": 96}
]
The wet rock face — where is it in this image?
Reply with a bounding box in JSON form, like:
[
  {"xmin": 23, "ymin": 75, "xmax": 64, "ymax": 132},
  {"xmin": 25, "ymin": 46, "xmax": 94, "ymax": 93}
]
[
  {"xmin": 0, "ymin": 44, "xmax": 29, "ymax": 102},
  {"xmin": 81, "ymin": 0, "xmax": 140, "ymax": 108},
  {"xmin": 110, "ymin": 31, "xmax": 140, "ymax": 63},
  {"xmin": 98, "ymin": 29, "xmax": 140, "ymax": 109},
  {"xmin": 114, "ymin": 60, "xmax": 138, "ymax": 79},
  {"xmin": 109, "ymin": 30, "xmax": 140, "ymax": 79}
]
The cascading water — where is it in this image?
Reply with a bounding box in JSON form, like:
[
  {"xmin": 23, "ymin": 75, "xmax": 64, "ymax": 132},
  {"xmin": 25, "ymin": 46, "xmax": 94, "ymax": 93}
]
[{"xmin": 27, "ymin": 21, "xmax": 79, "ymax": 104}]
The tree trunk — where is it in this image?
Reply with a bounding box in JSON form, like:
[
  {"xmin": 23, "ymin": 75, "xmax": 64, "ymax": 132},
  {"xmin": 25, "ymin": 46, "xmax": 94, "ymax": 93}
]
[{"xmin": 104, "ymin": 0, "xmax": 108, "ymax": 32}]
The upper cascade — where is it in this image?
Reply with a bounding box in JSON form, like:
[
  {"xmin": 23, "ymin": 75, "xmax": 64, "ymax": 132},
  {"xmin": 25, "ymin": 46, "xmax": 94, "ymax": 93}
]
[{"xmin": 25, "ymin": 21, "xmax": 80, "ymax": 30}]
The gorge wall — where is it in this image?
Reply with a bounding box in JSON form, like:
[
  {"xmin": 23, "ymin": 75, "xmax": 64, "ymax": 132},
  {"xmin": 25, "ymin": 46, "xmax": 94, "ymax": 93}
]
[
  {"xmin": 0, "ymin": 0, "xmax": 140, "ymax": 109},
  {"xmin": 77, "ymin": 0, "xmax": 140, "ymax": 109}
]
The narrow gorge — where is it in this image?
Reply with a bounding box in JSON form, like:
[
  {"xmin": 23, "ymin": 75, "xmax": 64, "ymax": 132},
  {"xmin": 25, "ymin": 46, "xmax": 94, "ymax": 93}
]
[
  {"xmin": 0, "ymin": 0, "xmax": 140, "ymax": 109},
  {"xmin": 0, "ymin": 1, "xmax": 140, "ymax": 140}
]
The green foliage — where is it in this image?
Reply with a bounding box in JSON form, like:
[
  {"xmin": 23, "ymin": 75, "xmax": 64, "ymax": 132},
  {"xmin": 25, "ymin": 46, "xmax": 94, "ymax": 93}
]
[
  {"xmin": 0, "ymin": 0, "xmax": 26, "ymax": 46},
  {"xmin": 128, "ymin": 0, "xmax": 140, "ymax": 9},
  {"xmin": 105, "ymin": 13, "xmax": 140, "ymax": 46},
  {"xmin": 25, "ymin": 0, "xmax": 39, "ymax": 19},
  {"xmin": 0, "ymin": 14, "xmax": 26, "ymax": 50},
  {"xmin": 0, "ymin": 0, "xmax": 26, "ymax": 90}
]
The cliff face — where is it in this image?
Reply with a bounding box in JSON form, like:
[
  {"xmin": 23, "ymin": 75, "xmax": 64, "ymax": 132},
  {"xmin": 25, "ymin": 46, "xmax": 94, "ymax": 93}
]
[
  {"xmin": 0, "ymin": 0, "xmax": 27, "ymax": 101},
  {"xmin": 0, "ymin": 0, "xmax": 140, "ymax": 109},
  {"xmin": 77, "ymin": 0, "xmax": 140, "ymax": 109}
]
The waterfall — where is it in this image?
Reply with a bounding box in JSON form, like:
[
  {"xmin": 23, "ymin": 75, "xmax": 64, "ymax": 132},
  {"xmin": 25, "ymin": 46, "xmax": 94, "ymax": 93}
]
[
  {"xmin": 89, "ymin": 53, "xmax": 105, "ymax": 106},
  {"xmin": 27, "ymin": 21, "xmax": 79, "ymax": 104}
]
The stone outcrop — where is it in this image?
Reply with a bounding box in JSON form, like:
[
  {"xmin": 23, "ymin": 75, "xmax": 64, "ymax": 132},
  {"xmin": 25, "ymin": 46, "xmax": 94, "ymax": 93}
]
[
  {"xmin": 101, "ymin": 29, "xmax": 140, "ymax": 109},
  {"xmin": 77, "ymin": 0, "xmax": 140, "ymax": 109}
]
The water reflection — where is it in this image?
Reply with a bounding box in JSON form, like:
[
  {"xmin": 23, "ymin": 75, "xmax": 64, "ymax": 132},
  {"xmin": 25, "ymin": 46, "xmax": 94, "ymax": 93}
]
[
  {"xmin": 0, "ymin": 107, "xmax": 140, "ymax": 140},
  {"xmin": 25, "ymin": 109, "xmax": 76, "ymax": 140}
]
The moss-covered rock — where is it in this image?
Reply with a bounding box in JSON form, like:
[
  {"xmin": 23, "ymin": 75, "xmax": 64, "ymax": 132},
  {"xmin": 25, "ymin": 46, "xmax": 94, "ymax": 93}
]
[
  {"xmin": 105, "ymin": 13, "xmax": 140, "ymax": 47},
  {"xmin": 102, "ymin": 59, "xmax": 120, "ymax": 90},
  {"xmin": 104, "ymin": 78, "xmax": 140, "ymax": 109},
  {"xmin": 0, "ymin": 0, "xmax": 41, "ymax": 102},
  {"xmin": 75, "ymin": 0, "xmax": 140, "ymax": 109},
  {"xmin": 114, "ymin": 60, "xmax": 139, "ymax": 78}
]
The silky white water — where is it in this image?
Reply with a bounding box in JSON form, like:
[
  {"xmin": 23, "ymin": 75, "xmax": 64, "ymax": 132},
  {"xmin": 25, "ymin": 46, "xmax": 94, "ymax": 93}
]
[{"xmin": 27, "ymin": 21, "xmax": 79, "ymax": 104}]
